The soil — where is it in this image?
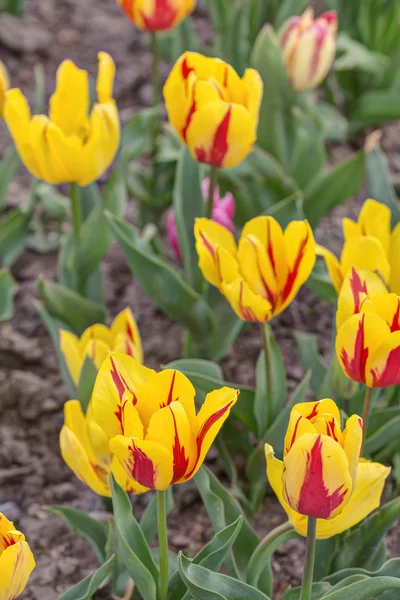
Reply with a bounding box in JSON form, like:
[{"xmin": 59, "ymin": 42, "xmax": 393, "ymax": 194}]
[{"xmin": 0, "ymin": 1, "xmax": 399, "ymax": 600}]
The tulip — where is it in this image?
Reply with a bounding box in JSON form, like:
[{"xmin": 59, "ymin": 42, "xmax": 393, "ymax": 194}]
[
  {"xmin": 0, "ymin": 60, "xmax": 9, "ymax": 117},
  {"xmin": 194, "ymin": 216, "xmax": 315, "ymax": 322},
  {"xmin": 91, "ymin": 353, "xmax": 238, "ymax": 491},
  {"xmin": 163, "ymin": 52, "xmax": 263, "ymax": 168},
  {"xmin": 4, "ymin": 52, "xmax": 120, "ymax": 186},
  {"xmin": 0, "ymin": 513, "xmax": 35, "ymax": 599},
  {"xmin": 167, "ymin": 177, "xmax": 235, "ymax": 262},
  {"xmin": 117, "ymin": 0, "xmax": 195, "ymax": 31},
  {"xmin": 265, "ymin": 399, "xmax": 390, "ymax": 538},
  {"xmin": 60, "ymin": 307, "xmax": 142, "ymax": 386},
  {"xmin": 318, "ymin": 199, "xmax": 400, "ymax": 294},
  {"xmin": 280, "ymin": 8, "xmax": 337, "ymax": 92},
  {"xmin": 60, "ymin": 400, "xmax": 145, "ymax": 496}
]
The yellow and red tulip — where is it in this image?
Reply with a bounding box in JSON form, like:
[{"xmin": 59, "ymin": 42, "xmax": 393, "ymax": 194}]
[
  {"xmin": 117, "ymin": 0, "xmax": 195, "ymax": 31},
  {"xmin": 163, "ymin": 52, "xmax": 263, "ymax": 168},
  {"xmin": 0, "ymin": 513, "xmax": 35, "ymax": 600},
  {"xmin": 280, "ymin": 8, "xmax": 337, "ymax": 92},
  {"xmin": 0, "ymin": 60, "xmax": 9, "ymax": 117},
  {"xmin": 60, "ymin": 307, "xmax": 142, "ymax": 386},
  {"xmin": 194, "ymin": 216, "xmax": 316, "ymax": 322},
  {"xmin": 60, "ymin": 400, "xmax": 145, "ymax": 496},
  {"xmin": 91, "ymin": 353, "xmax": 238, "ymax": 491},
  {"xmin": 265, "ymin": 399, "xmax": 390, "ymax": 537},
  {"xmin": 4, "ymin": 52, "xmax": 120, "ymax": 186},
  {"xmin": 318, "ymin": 199, "xmax": 400, "ymax": 294},
  {"xmin": 336, "ymin": 271, "xmax": 400, "ymax": 387}
]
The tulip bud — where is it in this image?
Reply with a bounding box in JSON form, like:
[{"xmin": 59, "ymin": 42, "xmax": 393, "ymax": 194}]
[
  {"xmin": 117, "ymin": 0, "xmax": 195, "ymax": 32},
  {"xmin": 0, "ymin": 60, "xmax": 9, "ymax": 117},
  {"xmin": 280, "ymin": 8, "xmax": 337, "ymax": 92},
  {"xmin": 0, "ymin": 513, "xmax": 35, "ymax": 599}
]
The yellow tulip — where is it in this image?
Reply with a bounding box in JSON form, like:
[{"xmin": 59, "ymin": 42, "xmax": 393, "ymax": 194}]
[
  {"xmin": 194, "ymin": 216, "xmax": 315, "ymax": 322},
  {"xmin": 60, "ymin": 307, "xmax": 142, "ymax": 386},
  {"xmin": 117, "ymin": 0, "xmax": 195, "ymax": 31},
  {"xmin": 91, "ymin": 353, "xmax": 238, "ymax": 491},
  {"xmin": 317, "ymin": 199, "xmax": 400, "ymax": 294},
  {"xmin": 60, "ymin": 400, "xmax": 145, "ymax": 496},
  {"xmin": 0, "ymin": 60, "xmax": 9, "ymax": 117},
  {"xmin": 336, "ymin": 268, "xmax": 400, "ymax": 387},
  {"xmin": 280, "ymin": 8, "xmax": 337, "ymax": 92},
  {"xmin": 0, "ymin": 513, "xmax": 35, "ymax": 600},
  {"xmin": 163, "ymin": 52, "xmax": 263, "ymax": 168},
  {"xmin": 4, "ymin": 52, "xmax": 120, "ymax": 186},
  {"xmin": 265, "ymin": 399, "xmax": 390, "ymax": 538}
]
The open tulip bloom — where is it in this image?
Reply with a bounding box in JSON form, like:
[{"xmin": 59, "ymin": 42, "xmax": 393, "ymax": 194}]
[
  {"xmin": 4, "ymin": 52, "xmax": 120, "ymax": 186},
  {"xmin": 0, "ymin": 513, "xmax": 35, "ymax": 600},
  {"xmin": 117, "ymin": 0, "xmax": 195, "ymax": 31},
  {"xmin": 265, "ymin": 399, "xmax": 390, "ymax": 537},
  {"xmin": 164, "ymin": 52, "xmax": 263, "ymax": 169},
  {"xmin": 195, "ymin": 216, "xmax": 316, "ymax": 322},
  {"xmin": 60, "ymin": 307, "xmax": 142, "ymax": 386}
]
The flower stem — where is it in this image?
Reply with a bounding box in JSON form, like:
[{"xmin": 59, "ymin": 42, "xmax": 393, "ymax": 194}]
[
  {"xmin": 206, "ymin": 166, "xmax": 218, "ymax": 219},
  {"xmin": 300, "ymin": 517, "xmax": 317, "ymax": 600},
  {"xmin": 150, "ymin": 31, "xmax": 160, "ymax": 199},
  {"xmin": 70, "ymin": 182, "xmax": 82, "ymax": 239},
  {"xmin": 157, "ymin": 490, "xmax": 169, "ymax": 600},
  {"xmin": 361, "ymin": 386, "xmax": 373, "ymax": 455},
  {"xmin": 261, "ymin": 322, "xmax": 272, "ymax": 430}
]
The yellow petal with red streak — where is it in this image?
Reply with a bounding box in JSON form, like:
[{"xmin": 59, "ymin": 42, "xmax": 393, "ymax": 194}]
[
  {"xmin": 366, "ymin": 330, "xmax": 400, "ymax": 387},
  {"xmin": 221, "ymin": 277, "xmax": 272, "ymax": 322},
  {"xmin": 283, "ymin": 433, "xmax": 352, "ymax": 519},
  {"xmin": 336, "ymin": 267, "xmax": 387, "ymax": 329},
  {"xmin": 390, "ymin": 222, "xmax": 400, "ymax": 295},
  {"xmin": 59, "ymin": 330, "xmax": 83, "ymax": 386},
  {"xmin": 111, "ymin": 307, "xmax": 143, "ymax": 364},
  {"xmin": 110, "ymin": 455, "xmax": 148, "ymax": 495},
  {"xmin": 340, "ymin": 236, "xmax": 390, "ymax": 285},
  {"xmin": 313, "ymin": 415, "xmax": 343, "ymax": 446},
  {"xmin": 369, "ymin": 293, "xmax": 400, "ymax": 331},
  {"xmin": 237, "ymin": 235, "xmax": 278, "ymax": 305},
  {"xmin": 79, "ymin": 324, "xmax": 113, "ymax": 353},
  {"xmin": 0, "ymin": 540, "xmax": 35, "ymax": 599},
  {"xmin": 342, "ymin": 414, "xmax": 363, "ymax": 487},
  {"xmin": 316, "ymin": 244, "xmax": 343, "ymax": 293},
  {"xmin": 82, "ymin": 339, "xmax": 110, "ymax": 371},
  {"xmin": 283, "ymin": 409, "xmax": 316, "ymax": 457},
  {"xmin": 110, "ymin": 436, "xmax": 173, "ymax": 491},
  {"xmin": 194, "ymin": 218, "xmax": 237, "ymax": 289},
  {"xmin": 290, "ymin": 399, "xmax": 341, "ymax": 424}
]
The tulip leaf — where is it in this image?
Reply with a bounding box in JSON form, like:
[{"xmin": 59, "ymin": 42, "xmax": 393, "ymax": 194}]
[
  {"xmin": 366, "ymin": 139, "xmax": 400, "ymax": 227},
  {"xmin": 77, "ymin": 355, "xmax": 98, "ymax": 414},
  {"xmin": 306, "ymin": 263, "xmax": 337, "ymax": 306},
  {"xmin": 331, "ymin": 496, "xmax": 400, "ymax": 573},
  {"xmin": 322, "ymin": 576, "xmax": 400, "ymax": 599},
  {"xmin": 364, "ymin": 414, "xmax": 400, "ymax": 457},
  {"xmin": 139, "ymin": 488, "xmax": 174, "ymax": 545},
  {"xmin": 303, "ymin": 150, "xmax": 366, "ymax": 228},
  {"xmin": 168, "ymin": 516, "xmax": 244, "ymax": 600},
  {"xmin": 173, "ymin": 146, "xmax": 204, "ymax": 289},
  {"xmin": 59, "ymin": 554, "xmax": 114, "ymax": 600},
  {"xmin": 261, "ymin": 191, "xmax": 305, "ymax": 228},
  {"xmin": 47, "ymin": 506, "xmax": 107, "ymax": 564},
  {"xmin": 0, "ymin": 145, "xmax": 20, "ymax": 211},
  {"xmin": 36, "ymin": 277, "xmax": 106, "ymax": 335},
  {"xmin": 273, "ymin": 0, "xmax": 307, "ymax": 29},
  {"xmin": 324, "ymin": 558, "xmax": 400, "ymax": 587},
  {"xmin": 110, "ymin": 475, "xmax": 158, "ymax": 600},
  {"xmin": 106, "ymin": 211, "xmax": 216, "ymax": 350},
  {"xmin": 164, "ymin": 358, "xmax": 223, "ymax": 381},
  {"xmin": 294, "ymin": 331, "xmax": 328, "ymax": 398},
  {"xmin": 281, "ymin": 582, "xmax": 331, "ymax": 599},
  {"xmin": 0, "ymin": 268, "xmax": 17, "ymax": 322},
  {"xmin": 122, "ymin": 107, "xmax": 159, "ymax": 160},
  {"xmin": 351, "ymin": 89, "xmax": 400, "ymax": 129},
  {"xmin": 0, "ymin": 208, "xmax": 30, "ymax": 268}
]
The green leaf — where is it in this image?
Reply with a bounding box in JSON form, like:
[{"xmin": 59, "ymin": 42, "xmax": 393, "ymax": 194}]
[
  {"xmin": 364, "ymin": 414, "xmax": 400, "ymax": 456},
  {"xmin": 273, "ymin": 0, "xmax": 307, "ymax": 29},
  {"xmin": 110, "ymin": 475, "xmax": 158, "ymax": 600},
  {"xmin": 173, "ymin": 147, "xmax": 204, "ymax": 288},
  {"xmin": 0, "ymin": 146, "xmax": 20, "ymax": 210},
  {"xmin": 164, "ymin": 358, "xmax": 223, "ymax": 381},
  {"xmin": 47, "ymin": 506, "xmax": 107, "ymax": 564},
  {"xmin": 306, "ymin": 263, "xmax": 337, "ymax": 305},
  {"xmin": 294, "ymin": 331, "xmax": 327, "ymax": 397},
  {"xmin": 324, "ymin": 558, "xmax": 400, "ymax": 586},
  {"xmin": 366, "ymin": 140, "xmax": 400, "ymax": 226},
  {"xmin": 351, "ymin": 89, "xmax": 400, "ymax": 129},
  {"xmin": 0, "ymin": 208, "xmax": 30, "ymax": 268},
  {"xmin": 0, "ymin": 269, "xmax": 17, "ymax": 322},
  {"xmin": 139, "ymin": 488, "xmax": 174, "ymax": 545},
  {"xmin": 281, "ymin": 582, "xmax": 331, "ymax": 599},
  {"xmin": 36, "ymin": 277, "xmax": 106, "ymax": 335},
  {"xmin": 322, "ymin": 577, "xmax": 400, "ymax": 599},
  {"xmin": 335, "ymin": 33, "xmax": 389, "ymax": 75},
  {"xmin": 59, "ymin": 555, "xmax": 114, "ymax": 600},
  {"xmin": 106, "ymin": 212, "xmax": 216, "ymax": 351},
  {"xmin": 178, "ymin": 554, "xmax": 271, "ymax": 600},
  {"xmin": 303, "ymin": 151, "xmax": 365, "ymax": 228},
  {"xmin": 122, "ymin": 107, "xmax": 158, "ymax": 160},
  {"xmin": 316, "ymin": 102, "xmax": 349, "ymax": 143},
  {"xmin": 77, "ymin": 356, "xmax": 98, "ymax": 414}
]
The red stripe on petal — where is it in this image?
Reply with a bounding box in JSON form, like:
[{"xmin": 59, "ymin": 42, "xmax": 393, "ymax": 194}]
[
  {"xmin": 199, "ymin": 230, "xmax": 216, "ymax": 259},
  {"xmin": 141, "ymin": 0, "xmax": 178, "ymax": 31},
  {"xmin": 349, "ymin": 267, "xmax": 367, "ymax": 313},
  {"xmin": 391, "ymin": 300, "xmax": 400, "ymax": 332},
  {"xmin": 195, "ymin": 106, "xmax": 232, "ymax": 168},
  {"xmin": 238, "ymin": 281, "xmax": 258, "ymax": 321},
  {"xmin": 309, "ymin": 22, "xmax": 329, "ymax": 80},
  {"xmin": 370, "ymin": 345, "xmax": 400, "ymax": 387},
  {"xmin": 340, "ymin": 314, "xmax": 369, "ymax": 384},
  {"xmin": 286, "ymin": 415, "xmax": 302, "ymax": 454},
  {"xmin": 247, "ymin": 236, "xmax": 276, "ymax": 308},
  {"xmin": 182, "ymin": 57, "xmax": 195, "ymax": 80},
  {"xmin": 127, "ymin": 442, "xmax": 156, "ymax": 488},
  {"xmin": 161, "ymin": 370, "xmax": 179, "ymax": 408},
  {"xmin": 296, "ymin": 435, "xmax": 348, "ymax": 519},
  {"xmin": 281, "ymin": 230, "xmax": 309, "ymax": 303},
  {"xmin": 110, "ymin": 356, "xmax": 127, "ymax": 400},
  {"xmin": 182, "ymin": 98, "xmax": 196, "ymax": 142},
  {"xmin": 305, "ymin": 403, "xmax": 319, "ymax": 420},
  {"xmin": 170, "ymin": 407, "xmax": 190, "ymax": 482},
  {"xmin": 280, "ymin": 18, "xmax": 301, "ymax": 49}
]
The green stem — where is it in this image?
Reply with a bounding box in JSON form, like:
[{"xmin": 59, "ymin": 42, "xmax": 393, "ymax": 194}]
[
  {"xmin": 300, "ymin": 517, "xmax": 317, "ymax": 600},
  {"xmin": 206, "ymin": 166, "xmax": 218, "ymax": 219},
  {"xmin": 361, "ymin": 386, "xmax": 373, "ymax": 455},
  {"xmin": 150, "ymin": 32, "xmax": 160, "ymax": 200},
  {"xmin": 261, "ymin": 322, "xmax": 272, "ymax": 429},
  {"xmin": 157, "ymin": 490, "xmax": 169, "ymax": 600},
  {"xmin": 70, "ymin": 182, "xmax": 82, "ymax": 239}
]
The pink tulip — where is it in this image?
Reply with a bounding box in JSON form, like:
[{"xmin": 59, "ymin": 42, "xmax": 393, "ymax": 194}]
[{"xmin": 168, "ymin": 177, "xmax": 236, "ymax": 262}]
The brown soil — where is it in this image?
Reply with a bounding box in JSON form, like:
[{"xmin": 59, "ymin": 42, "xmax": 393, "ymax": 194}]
[{"xmin": 0, "ymin": 1, "xmax": 399, "ymax": 599}]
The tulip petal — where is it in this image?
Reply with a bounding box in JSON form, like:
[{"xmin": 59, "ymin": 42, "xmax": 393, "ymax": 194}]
[
  {"xmin": 29, "ymin": 115, "xmax": 70, "ymax": 183},
  {"xmin": 64, "ymin": 400, "xmax": 103, "ymax": 468},
  {"xmin": 111, "ymin": 308, "xmax": 143, "ymax": 364},
  {"xmin": 336, "ymin": 313, "xmax": 390, "ymax": 384},
  {"xmin": 79, "ymin": 324, "xmax": 113, "ymax": 353},
  {"xmin": 237, "ymin": 235, "xmax": 278, "ymax": 305},
  {"xmin": 194, "ymin": 218, "xmax": 237, "ymax": 289},
  {"xmin": 221, "ymin": 277, "xmax": 272, "ymax": 322},
  {"xmin": 59, "ymin": 330, "xmax": 83, "ymax": 386},
  {"xmin": 342, "ymin": 414, "xmax": 363, "ymax": 488},
  {"xmin": 340, "ymin": 236, "xmax": 390, "ymax": 286},
  {"xmin": 290, "ymin": 399, "xmax": 341, "ymax": 424},
  {"xmin": 135, "ymin": 369, "xmax": 197, "ymax": 432},
  {"xmin": 4, "ymin": 89, "xmax": 42, "ymax": 179},
  {"xmin": 265, "ymin": 443, "xmax": 298, "ymax": 523},
  {"xmin": 291, "ymin": 20, "xmax": 336, "ymax": 91},
  {"xmin": 163, "ymin": 53, "xmax": 198, "ymax": 142},
  {"xmin": 97, "ymin": 52, "xmax": 115, "ymax": 104},
  {"xmin": 356, "ymin": 199, "xmax": 391, "ymax": 255},
  {"xmin": 110, "ymin": 436, "xmax": 173, "ymax": 490},
  {"xmin": 283, "ymin": 410, "xmax": 316, "ymax": 456},
  {"xmin": 241, "ymin": 68, "xmax": 263, "ymax": 126},
  {"xmin": 390, "ymin": 222, "xmax": 400, "ymax": 295},
  {"xmin": 336, "ymin": 267, "xmax": 387, "ymax": 330},
  {"xmin": 283, "ymin": 433, "xmax": 352, "ymax": 519},
  {"xmin": 185, "ymin": 387, "xmax": 239, "ymax": 480},
  {"xmin": 44, "ymin": 121, "xmax": 85, "ymax": 183},
  {"xmin": 369, "ymin": 293, "xmax": 400, "ymax": 332},
  {"xmin": 342, "ymin": 217, "xmax": 361, "ymax": 241},
  {"xmin": 186, "ymin": 102, "xmax": 256, "ymax": 169},
  {"xmin": 49, "ymin": 59, "xmax": 89, "ymax": 138},
  {"xmin": 82, "ymin": 339, "xmax": 111, "ymax": 371},
  {"xmin": 0, "ymin": 514, "xmax": 15, "ymax": 541},
  {"xmin": 367, "ymin": 330, "xmax": 400, "ymax": 387},
  {"xmin": 110, "ymin": 455, "xmax": 148, "ymax": 495},
  {"xmin": 92, "ymin": 353, "xmax": 155, "ymax": 438},
  {"xmin": 0, "ymin": 540, "xmax": 35, "ymax": 599},
  {"xmin": 145, "ymin": 401, "xmax": 197, "ymax": 483},
  {"xmin": 316, "ymin": 244, "xmax": 343, "ymax": 293}
]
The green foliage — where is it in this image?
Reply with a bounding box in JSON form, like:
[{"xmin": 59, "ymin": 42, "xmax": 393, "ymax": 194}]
[
  {"xmin": 0, "ymin": 268, "xmax": 17, "ymax": 322},
  {"xmin": 58, "ymin": 555, "xmax": 115, "ymax": 600}
]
